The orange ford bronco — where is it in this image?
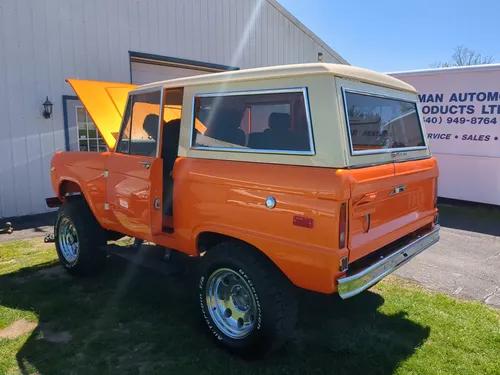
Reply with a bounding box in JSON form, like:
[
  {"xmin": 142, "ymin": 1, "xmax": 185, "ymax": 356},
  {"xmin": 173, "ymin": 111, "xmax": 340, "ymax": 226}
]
[{"xmin": 47, "ymin": 63, "xmax": 440, "ymax": 357}]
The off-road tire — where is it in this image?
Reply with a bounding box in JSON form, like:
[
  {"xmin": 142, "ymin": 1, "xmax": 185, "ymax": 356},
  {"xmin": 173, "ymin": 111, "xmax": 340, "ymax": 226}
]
[
  {"xmin": 197, "ymin": 241, "xmax": 298, "ymax": 358},
  {"xmin": 54, "ymin": 197, "xmax": 107, "ymax": 276}
]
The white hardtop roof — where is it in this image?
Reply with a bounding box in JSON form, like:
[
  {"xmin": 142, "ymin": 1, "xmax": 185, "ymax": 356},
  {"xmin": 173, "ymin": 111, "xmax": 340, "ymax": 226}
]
[
  {"xmin": 387, "ymin": 63, "xmax": 500, "ymax": 77},
  {"xmin": 136, "ymin": 63, "xmax": 417, "ymax": 94}
]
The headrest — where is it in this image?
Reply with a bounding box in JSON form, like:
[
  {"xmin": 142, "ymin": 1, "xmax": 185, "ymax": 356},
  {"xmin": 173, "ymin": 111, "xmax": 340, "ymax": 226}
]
[
  {"xmin": 216, "ymin": 109, "xmax": 242, "ymax": 129},
  {"xmin": 164, "ymin": 118, "xmax": 181, "ymax": 135},
  {"xmin": 207, "ymin": 109, "xmax": 242, "ymax": 136},
  {"xmin": 268, "ymin": 112, "xmax": 290, "ymax": 132},
  {"xmin": 143, "ymin": 114, "xmax": 160, "ymax": 139}
]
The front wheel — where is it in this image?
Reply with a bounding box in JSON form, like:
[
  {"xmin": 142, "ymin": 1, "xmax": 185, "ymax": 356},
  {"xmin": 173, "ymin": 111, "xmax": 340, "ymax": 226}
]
[
  {"xmin": 197, "ymin": 241, "xmax": 298, "ymax": 358},
  {"xmin": 54, "ymin": 198, "xmax": 107, "ymax": 275}
]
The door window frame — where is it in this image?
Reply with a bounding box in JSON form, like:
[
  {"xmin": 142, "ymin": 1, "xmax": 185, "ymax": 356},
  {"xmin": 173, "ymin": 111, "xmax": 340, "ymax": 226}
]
[
  {"xmin": 189, "ymin": 87, "xmax": 315, "ymax": 155},
  {"xmin": 341, "ymin": 87, "xmax": 428, "ymax": 156},
  {"xmin": 115, "ymin": 86, "xmax": 165, "ymax": 158}
]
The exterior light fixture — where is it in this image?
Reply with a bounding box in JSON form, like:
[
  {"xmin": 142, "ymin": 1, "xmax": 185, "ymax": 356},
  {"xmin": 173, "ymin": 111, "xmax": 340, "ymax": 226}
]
[
  {"xmin": 42, "ymin": 96, "xmax": 53, "ymax": 119},
  {"xmin": 318, "ymin": 52, "xmax": 323, "ymax": 62}
]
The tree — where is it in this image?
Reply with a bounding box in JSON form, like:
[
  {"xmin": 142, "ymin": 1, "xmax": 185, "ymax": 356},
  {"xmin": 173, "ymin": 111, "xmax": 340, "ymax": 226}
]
[{"xmin": 431, "ymin": 45, "xmax": 494, "ymax": 68}]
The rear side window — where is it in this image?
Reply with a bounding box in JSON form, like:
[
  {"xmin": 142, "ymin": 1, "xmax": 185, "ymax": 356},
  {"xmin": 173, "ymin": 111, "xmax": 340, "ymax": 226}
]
[
  {"xmin": 343, "ymin": 90, "xmax": 426, "ymax": 154},
  {"xmin": 191, "ymin": 89, "xmax": 314, "ymax": 154}
]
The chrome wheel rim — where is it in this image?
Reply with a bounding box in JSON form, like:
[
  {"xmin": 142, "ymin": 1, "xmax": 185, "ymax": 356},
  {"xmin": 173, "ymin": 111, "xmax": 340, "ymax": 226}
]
[
  {"xmin": 206, "ymin": 268, "xmax": 257, "ymax": 339},
  {"xmin": 58, "ymin": 217, "xmax": 79, "ymax": 264}
]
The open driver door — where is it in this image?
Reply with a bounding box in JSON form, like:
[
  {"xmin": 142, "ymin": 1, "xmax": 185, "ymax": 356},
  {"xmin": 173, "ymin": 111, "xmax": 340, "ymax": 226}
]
[{"xmin": 67, "ymin": 79, "xmax": 165, "ymax": 239}]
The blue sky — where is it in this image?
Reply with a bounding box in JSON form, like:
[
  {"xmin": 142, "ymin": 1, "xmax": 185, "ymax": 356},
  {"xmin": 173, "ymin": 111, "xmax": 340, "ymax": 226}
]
[{"xmin": 278, "ymin": 0, "xmax": 499, "ymax": 73}]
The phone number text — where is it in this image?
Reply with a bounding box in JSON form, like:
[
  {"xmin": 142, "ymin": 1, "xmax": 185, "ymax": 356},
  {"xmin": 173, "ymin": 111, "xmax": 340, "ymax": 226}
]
[{"xmin": 423, "ymin": 116, "xmax": 498, "ymax": 124}]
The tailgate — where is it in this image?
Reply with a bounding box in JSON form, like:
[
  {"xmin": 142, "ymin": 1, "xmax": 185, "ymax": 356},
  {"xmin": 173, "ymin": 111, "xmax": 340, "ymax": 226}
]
[
  {"xmin": 347, "ymin": 158, "xmax": 438, "ymax": 262},
  {"xmin": 337, "ymin": 79, "xmax": 439, "ymax": 262}
]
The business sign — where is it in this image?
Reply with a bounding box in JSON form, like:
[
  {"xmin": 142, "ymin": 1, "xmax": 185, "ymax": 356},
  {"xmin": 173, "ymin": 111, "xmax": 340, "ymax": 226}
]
[{"xmin": 390, "ymin": 69, "xmax": 500, "ymax": 157}]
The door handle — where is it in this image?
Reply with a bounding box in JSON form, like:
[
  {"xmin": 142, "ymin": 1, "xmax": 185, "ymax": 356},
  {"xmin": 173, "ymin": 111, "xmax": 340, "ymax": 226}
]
[
  {"xmin": 352, "ymin": 192, "xmax": 377, "ymax": 218},
  {"xmin": 353, "ymin": 192, "xmax": 377, "ymax": 207},
  {"xmin": 139, "ymin": 161, "xmax": 151, "ymax": 169}
]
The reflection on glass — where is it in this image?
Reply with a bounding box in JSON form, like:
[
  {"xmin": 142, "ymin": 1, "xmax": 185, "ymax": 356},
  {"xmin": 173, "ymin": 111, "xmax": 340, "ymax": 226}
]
[
  {"xmin": 192, "ymin": 91, "xmax": 312, "ymax": 152},
  {"xmin": 344, "ymin": 91, "xmax": 425, "ymax": 152}
]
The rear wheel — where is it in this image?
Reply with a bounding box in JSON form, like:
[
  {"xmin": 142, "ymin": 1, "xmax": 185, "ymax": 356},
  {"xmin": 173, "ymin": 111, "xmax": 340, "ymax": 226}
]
[
  {"xmin": 54, "ymin": 198, "xmax": 107, "ymax": 275},
  {"xmin": 197, "ymin": 241, "xmax": 298, "ymax": 358}
]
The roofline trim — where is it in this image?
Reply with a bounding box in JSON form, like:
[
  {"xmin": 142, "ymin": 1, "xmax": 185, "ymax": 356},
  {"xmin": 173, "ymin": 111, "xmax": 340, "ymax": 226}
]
[
  {"xmin": 267, "ymin": 0, "xmax": 349, "ymax": 65},
  {"xmin": 129, "ymin": 51, "xmax": 240, "ymax": 73},
  {"xmin": 135, "ymin": 63, "xmax": 417, "ymax": 94}
]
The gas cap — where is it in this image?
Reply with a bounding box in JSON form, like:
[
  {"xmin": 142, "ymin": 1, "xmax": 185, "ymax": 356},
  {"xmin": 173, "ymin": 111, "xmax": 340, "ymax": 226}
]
[{"xmin": 265, "ymin": 197, "xmax": 276, "ymax": 209}]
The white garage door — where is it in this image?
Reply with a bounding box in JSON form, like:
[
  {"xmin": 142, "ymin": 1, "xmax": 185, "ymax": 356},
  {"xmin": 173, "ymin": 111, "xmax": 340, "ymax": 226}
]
[{"xmin": 131, "ymin": 62, "xmax": 213, "ymax": 85}]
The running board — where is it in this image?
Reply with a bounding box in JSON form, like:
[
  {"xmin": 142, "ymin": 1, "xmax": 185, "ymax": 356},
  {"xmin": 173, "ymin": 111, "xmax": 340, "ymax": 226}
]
[{"xmin": 102, "ymin": 244, "xmax": 190, "ymax": 276}]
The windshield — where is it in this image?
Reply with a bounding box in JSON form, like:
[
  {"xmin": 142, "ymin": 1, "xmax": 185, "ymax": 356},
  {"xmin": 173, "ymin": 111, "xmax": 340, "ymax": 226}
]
[{"xmin": 343, "ymin": 90, "xmax": 426, "ymax": 154}]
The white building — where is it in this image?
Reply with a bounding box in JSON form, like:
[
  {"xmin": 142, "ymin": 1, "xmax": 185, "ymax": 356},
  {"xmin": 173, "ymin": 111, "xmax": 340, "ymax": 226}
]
[{"xmin": 0, "ymin": 0, "xmax": 347, "ymax": 218}]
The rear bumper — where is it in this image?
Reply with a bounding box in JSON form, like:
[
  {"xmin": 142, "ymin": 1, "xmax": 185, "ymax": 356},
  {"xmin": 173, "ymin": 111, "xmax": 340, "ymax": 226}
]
[{"xmin": 338, "ymin": 224, "xmax": 440, "ymax": 299}]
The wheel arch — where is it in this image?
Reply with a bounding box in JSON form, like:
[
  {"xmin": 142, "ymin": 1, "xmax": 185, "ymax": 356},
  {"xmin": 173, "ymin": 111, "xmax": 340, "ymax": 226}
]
[
  {"xmin": 56, "ymin": 179, "xmax": 105, "ymax": 232},
  {"xmin": 58, "ymin": 179, "xmax": 83, "ymax": 197},
  {"xmin": 196, "ymin": 230, "xmax": 293, "ymax": 285},
  {"xmin": 194, "ymin": 226, "xmax": 339, "ymax": 294}
]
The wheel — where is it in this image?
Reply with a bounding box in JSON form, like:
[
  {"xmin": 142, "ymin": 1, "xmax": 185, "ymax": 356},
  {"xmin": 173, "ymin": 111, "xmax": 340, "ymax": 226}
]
[
  {"xmin": 197, "ymin": 241, "xmax": 298, "ymax": 358},
  {"xmin": 54, "ymin": 197, "xmax": 107, "ymax": 275}
]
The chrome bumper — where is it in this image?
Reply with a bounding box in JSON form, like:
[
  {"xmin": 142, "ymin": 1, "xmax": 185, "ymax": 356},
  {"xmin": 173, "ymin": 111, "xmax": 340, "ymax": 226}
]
[{"xmin": 338, "ymin": 225, "xmax": 440, "ymax": 299}]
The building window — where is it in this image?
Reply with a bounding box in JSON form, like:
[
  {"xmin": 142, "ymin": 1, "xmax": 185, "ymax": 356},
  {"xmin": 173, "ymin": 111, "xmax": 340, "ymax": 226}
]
[
  {"xmin": 76, "ymin": 107, "xmax": 107, "ymax": 152},
  {"xmin": 191, "ymin": 88, "xmax": 314, "ymax": 154}
]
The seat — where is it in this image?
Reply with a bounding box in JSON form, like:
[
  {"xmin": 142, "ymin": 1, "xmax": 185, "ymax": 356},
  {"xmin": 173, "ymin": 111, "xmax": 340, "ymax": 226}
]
[
  {"xmin": 293, "ymin": 113, "xmax": 311, "ymax": 151},
  {"xmin": 264, "ymin": 112, "xmax": 294, "ymax": 150},
  {"xmin": 206, "ymin": 109, "xmax": 246, "ymax": 146},
  {"xmin": 161, "ymin": 119, "xmax": 181, "ymax": 218},
  {"xmin": 247, "ymin": 131, "xmax": 267, "ymax": 149},
  {"xmin": 142, "ymin": 114, "xmax": 161, "ymax": 156}
]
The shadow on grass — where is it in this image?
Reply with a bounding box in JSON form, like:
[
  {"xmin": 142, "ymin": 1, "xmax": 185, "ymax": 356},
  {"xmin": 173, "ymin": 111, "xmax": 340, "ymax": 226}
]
[{"xmin": 1, "ymin": 256, "xmax": 430, "ymax": 375}]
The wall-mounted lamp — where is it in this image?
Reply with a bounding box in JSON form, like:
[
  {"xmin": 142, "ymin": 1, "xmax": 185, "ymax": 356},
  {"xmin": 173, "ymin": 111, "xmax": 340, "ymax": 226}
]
[
  {"xmin": 318, "ymin": 52, "xmax": 323, "ymax": 62},
  {"xmin": 42, "ymin": 96, "xmax": 53, "ymax": 119}
]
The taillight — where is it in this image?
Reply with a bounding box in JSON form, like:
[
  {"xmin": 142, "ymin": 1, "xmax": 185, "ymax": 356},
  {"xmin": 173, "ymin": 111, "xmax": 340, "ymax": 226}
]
[
  {"xmin": 434, "ymin": 178, "xmax": 439, "ymax": 224},
  {"xmin": 434, "ymin": 178, "xmax": 439, "ymax": 208},
  {"xmin": 339, "ymin": 202, "xmax": 346, "ymax": 249}
]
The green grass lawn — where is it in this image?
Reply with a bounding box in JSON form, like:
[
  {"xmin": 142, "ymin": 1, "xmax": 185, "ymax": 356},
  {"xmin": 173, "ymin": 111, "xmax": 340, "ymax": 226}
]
[{"xmin": 0, "ymin": 238, "xmax": 498, "ymax": 375}]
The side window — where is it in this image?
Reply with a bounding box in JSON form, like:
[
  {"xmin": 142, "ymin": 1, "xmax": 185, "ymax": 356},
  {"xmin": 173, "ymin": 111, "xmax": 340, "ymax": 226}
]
[
  {"xmin": 116, "ymin": 90, "xmax": 162, "ymax": 156},
  {"xmin": 191, "ymin": 90, "xmax": 313, "ymax": 153}
]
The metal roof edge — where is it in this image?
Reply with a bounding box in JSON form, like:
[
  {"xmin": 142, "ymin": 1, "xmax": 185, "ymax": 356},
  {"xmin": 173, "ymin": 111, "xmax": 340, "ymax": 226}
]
[{"xmin": 386, "ymin": 64, "xmax": 500, "ymax": 77}]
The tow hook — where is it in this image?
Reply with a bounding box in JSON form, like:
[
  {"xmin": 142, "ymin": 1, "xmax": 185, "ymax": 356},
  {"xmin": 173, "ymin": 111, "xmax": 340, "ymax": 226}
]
[{"xmin": 0, "ymin": 222, "xmax": 13, "ymax": 235}]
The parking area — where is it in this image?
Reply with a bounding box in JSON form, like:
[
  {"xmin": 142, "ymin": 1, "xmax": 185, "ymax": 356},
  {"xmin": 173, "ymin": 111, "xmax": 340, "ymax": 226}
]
[
  {"xmin": 396, "ymin": 225, "xmax": 500, "ymax": 308},
  {"xmin": 0, "ymin": 202, "xmax": 498, "ymax": 375},
  {"xmin": 1, "ymin": 204, "xmax": 500, "ymax": 309},
  {"xmin": 393, "ymin": 202, "xmax": 500, "ymax": 308}
]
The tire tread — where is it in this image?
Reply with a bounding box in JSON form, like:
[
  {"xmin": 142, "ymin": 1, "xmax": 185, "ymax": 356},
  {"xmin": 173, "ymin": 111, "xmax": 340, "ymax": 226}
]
[
  {"xmin": 199, "ymin": 241, "xmax": 298, "ymax": 356},
  {"xmin": 55, "ymin": 197, "xmax": 106, "ymax": 275}
]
